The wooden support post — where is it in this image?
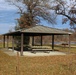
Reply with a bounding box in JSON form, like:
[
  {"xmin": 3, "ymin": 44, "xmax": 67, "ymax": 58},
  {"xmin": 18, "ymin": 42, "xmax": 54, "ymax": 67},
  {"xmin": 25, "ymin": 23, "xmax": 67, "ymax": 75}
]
[
  {"xmin": 29, "ymin": 36, "xmax": 32, "ymax": 46},
  {"xmin": 32, "ymin": 36, "xmax": 34, "ymax": 46},
  {"xmin": 7, "ymin": 36, "xmax": 9, "ymax": 50},
  {"xmin": 52, "ymin": 35, "xmax": 54, "ymax": 50},
  {"xmin": 68, "ymin": 34, "xmax": 71, "ymax": 53},
  {"xmin": 21, "ymin": 33, "xmax": 24, "ymax": 56},
  {"xmin": 3, "ymin": 35, "xmax": 5, "ymax": 48},
  {"xmin": 12, "ymin": 36, "xmax": 14, "ymax": 51},
  {"xmin": 41, "ymin": 35, "xmax": 42, "ymax": 46}
]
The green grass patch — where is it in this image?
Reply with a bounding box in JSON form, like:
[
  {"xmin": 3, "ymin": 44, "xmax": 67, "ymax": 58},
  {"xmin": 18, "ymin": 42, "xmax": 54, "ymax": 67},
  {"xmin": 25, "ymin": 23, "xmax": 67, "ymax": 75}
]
[{"xmin": 54, "ymin": 44, "xmax": 76, "ymax": 54}]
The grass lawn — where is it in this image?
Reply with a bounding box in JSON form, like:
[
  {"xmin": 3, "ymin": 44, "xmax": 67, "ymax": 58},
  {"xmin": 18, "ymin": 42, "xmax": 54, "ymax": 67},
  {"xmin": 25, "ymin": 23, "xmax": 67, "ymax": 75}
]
[
  {"xmin": 0, "ymin": 43, "xmax": 76, "ymax": 75},
  {"xmin": 54, "ymin": 44, "xmax": 76, "ymax": 54}
]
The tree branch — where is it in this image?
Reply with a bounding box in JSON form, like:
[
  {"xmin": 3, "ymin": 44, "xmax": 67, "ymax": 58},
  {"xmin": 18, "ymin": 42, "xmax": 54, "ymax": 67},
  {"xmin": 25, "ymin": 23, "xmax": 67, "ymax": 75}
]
[{"xmin": 56, "ymin": 12, "xmax": 76, "ymax": 24}]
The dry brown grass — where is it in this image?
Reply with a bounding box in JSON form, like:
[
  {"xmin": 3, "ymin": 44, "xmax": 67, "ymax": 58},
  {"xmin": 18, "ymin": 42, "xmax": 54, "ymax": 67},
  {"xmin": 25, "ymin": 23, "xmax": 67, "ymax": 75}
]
[{"xmin": 0, "ymin": 49, "xmax": 76, "ymax": 75}]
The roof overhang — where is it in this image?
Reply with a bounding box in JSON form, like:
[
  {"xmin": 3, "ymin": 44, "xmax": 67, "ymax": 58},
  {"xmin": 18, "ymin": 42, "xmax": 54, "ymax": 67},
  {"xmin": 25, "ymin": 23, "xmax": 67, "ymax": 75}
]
[{"xmin": 2, "ymin": 25, "xmax": 72, "ymax": 36}]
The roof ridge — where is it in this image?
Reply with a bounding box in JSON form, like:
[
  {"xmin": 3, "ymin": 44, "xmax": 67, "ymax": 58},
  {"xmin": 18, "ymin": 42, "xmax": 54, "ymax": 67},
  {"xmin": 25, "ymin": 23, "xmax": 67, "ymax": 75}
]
[
  {"xmin": 19, "ymin": 25, "xmax": 64, "ymax": 32},
  {"xmin": 41, "ymin": 25, "xmax": 68, "ymax": 32},
  {"xmin": 38, "ymin": 25, "xmax": 64, "ymax": 31},
  {"xmin": 21, "ymin": 25, "xmax": 71, "ymax": 33}
]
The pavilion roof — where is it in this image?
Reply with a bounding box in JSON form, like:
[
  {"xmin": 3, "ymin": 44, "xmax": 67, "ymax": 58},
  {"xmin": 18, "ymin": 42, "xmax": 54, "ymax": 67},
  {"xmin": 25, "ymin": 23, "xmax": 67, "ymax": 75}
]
[
  {"xmin": 22, "ymin": 25, "xmax": 72, "ymax": 34},
  {"xmin": 3, "ymin": 25, "xmax": 72, "ymax": 36}
]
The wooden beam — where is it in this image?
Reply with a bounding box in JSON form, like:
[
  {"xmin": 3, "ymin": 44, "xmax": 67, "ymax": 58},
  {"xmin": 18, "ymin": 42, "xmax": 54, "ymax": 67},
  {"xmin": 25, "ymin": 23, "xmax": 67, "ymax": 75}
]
[
  {"xmin": 68, "ymin": 34, "xmax": 71, "ymax": 53},
  {"xmin": 7, "ymin": 36, "xmax": 9, "ymax": 50},
  {"xmin": 32, "ymin": 36, "xmax": 34, "ymax": 46},
  {"xmin": 29, "ymin": 36, "xmax": 32, "ymax": 46},
  {"xmin": 21, "ymin": 33, "xmax": 24, "ymax": 56},
  {"xmin": 3, "ymin": 35, "xmax": 5, "ymax": 48},
  {"xmin": 41, "ymin": 35, "xmax": 43, "ymax": 46},
  {"xmin": 52, "ymin": 35, "xmax": 54, "ymax": 50},
  {"xmin": 12, "ymin": 36, "xmax": 14, "ymax": 51}
]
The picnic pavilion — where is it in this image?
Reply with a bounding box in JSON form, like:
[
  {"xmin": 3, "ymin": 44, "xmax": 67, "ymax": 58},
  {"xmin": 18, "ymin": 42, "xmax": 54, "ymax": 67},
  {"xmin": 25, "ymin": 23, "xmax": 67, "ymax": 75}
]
[{"xmin": 2, "ymin": 25, "xmax": 72, "ymax": 56}]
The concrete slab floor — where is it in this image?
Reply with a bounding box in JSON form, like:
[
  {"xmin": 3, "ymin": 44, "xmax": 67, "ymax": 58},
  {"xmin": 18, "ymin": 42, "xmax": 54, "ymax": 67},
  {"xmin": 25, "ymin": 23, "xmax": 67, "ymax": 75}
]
[{"xmin": 1, "ymin": 48, "xmax": 67, "ymax": 56}]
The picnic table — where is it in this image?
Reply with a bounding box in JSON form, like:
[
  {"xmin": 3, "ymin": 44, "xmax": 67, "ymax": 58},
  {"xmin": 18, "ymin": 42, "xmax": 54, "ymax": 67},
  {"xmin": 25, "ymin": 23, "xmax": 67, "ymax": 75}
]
[{"xmin": 61, "ymin": 43, "xmax": 68, "ymax": 48}]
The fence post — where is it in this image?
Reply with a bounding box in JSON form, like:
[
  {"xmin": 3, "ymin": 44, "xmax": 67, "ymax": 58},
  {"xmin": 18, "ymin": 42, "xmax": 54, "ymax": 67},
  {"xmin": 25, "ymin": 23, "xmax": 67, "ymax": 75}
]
[{"xmin": 16, "ymin": 52, "xmax": 20, "ymax": 75}]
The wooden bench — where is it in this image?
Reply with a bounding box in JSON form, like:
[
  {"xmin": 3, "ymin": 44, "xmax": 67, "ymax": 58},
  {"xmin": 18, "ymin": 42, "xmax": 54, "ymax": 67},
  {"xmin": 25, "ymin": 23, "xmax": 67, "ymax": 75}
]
[{"xmin": 31, "ymin": 46, "xmax": 52, "ymax": 53}]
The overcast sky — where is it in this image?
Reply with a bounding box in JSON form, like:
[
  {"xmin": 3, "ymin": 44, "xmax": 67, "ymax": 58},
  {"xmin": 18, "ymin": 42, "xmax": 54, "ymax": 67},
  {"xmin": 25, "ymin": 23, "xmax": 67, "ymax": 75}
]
[
  {"xmin": 0, "ymin": 0, "xmax": 70, "ymax": 34},
  {"xmin": 0, "ymin": 0, "xmax": 17, "ymax": 11}
]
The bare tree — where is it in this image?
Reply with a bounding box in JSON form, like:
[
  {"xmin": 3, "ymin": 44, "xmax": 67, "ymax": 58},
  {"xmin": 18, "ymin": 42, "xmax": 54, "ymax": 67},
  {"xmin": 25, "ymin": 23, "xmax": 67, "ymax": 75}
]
[
  {"xmin": 6, "ymin": 0, "xmax": 56, "ymax": 29},
  {"xmin": 48, "ymin": 0, "xmax": 76, "ymax": 31},
  {"xmin": 6, "ymin": 0, "xmax": 76, "ymax": 31}
]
